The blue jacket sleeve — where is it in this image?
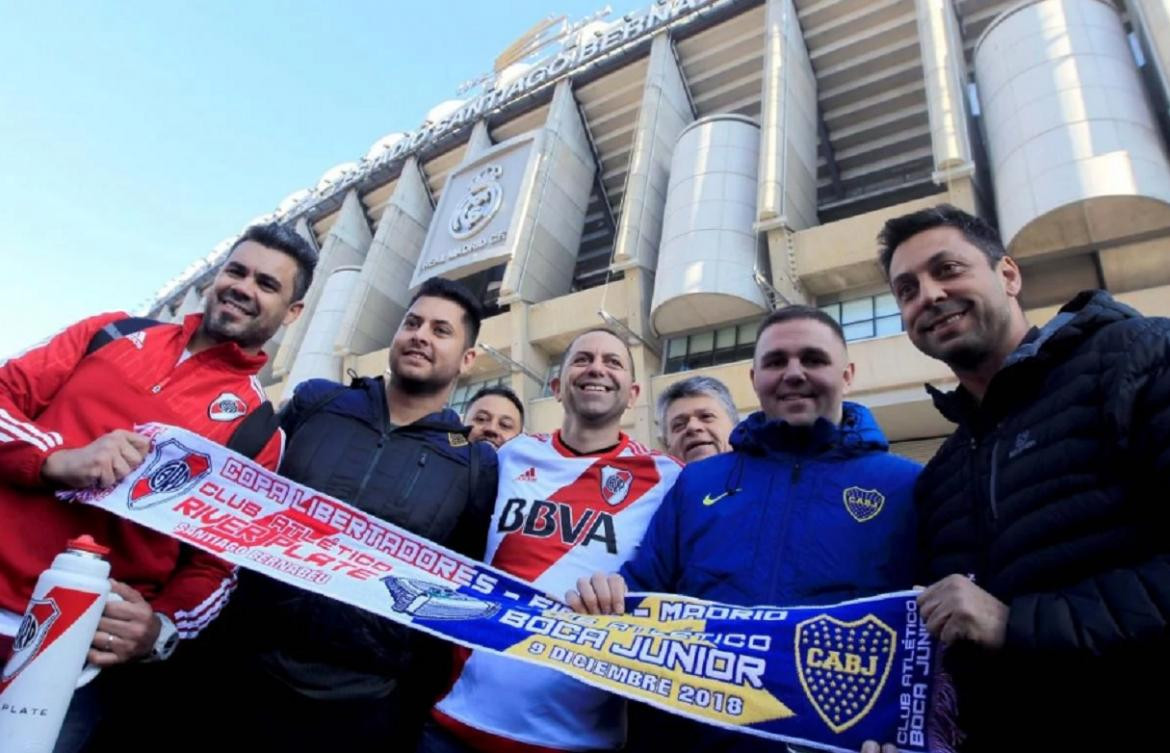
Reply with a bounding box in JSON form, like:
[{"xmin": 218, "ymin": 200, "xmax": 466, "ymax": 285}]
[{"xmin": 620, "ymin": 476, "xmax": 684, "ymax": 593}]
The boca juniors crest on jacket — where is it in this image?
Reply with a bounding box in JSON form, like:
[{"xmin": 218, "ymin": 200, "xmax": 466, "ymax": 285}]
[
  {"xmin": 434, "ymin": 431, "xmax": 682, "ymax": 752},
  {"xmin": 624, "ymin": 402, "xmax": 920, "ymax": 609},
  {"xmin": 619, "ymin": 402, "xmax": 920, "ymax": 752}
]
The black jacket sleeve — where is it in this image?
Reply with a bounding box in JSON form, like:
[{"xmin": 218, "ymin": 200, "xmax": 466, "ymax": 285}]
[
  {"xmin": 446, "ymin": 442, "xmax": 498, "ymax": 562},
  {"xmin": 1005, "ymin": 321, "xmax": 1170, "ymax": 653}
]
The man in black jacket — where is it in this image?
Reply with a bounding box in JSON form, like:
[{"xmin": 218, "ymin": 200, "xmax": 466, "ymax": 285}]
[
  {"xmin": 219, "ymin": 276, "xmax": 499, "ymax": 750},
  {"xmin": 865, "ymin": 204, "xmax": 1170, "ymax": 751}
]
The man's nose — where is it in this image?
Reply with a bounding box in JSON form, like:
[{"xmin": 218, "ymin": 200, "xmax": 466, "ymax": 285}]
[
  {"xmin": 781, "ymin": 359, "xmax": 806, "ymax": 382},
  {"xmin": 918, "ymin": 275, "xmax": 947, "ymax": 306}
]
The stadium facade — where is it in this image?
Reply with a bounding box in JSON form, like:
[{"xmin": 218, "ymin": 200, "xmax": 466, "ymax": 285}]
[{"xmin": 147, "ymin": 0, "xmax": 1170, "ymax": 458}]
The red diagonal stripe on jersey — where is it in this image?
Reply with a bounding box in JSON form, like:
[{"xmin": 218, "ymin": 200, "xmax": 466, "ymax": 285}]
[{"xmin": 490, "ymin": 454, "xmax": 662, "ymax": 582}]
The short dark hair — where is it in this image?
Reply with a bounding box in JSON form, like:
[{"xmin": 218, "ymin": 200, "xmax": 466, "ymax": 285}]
[
  {"xmin": 877, "ymin": 204, "xmax": 1006, "ymax": 277},
  {"xmin": 465, "ymin": 385, "xmax": 525, "ymax": 424},
  {"xmin": 559, "ymin": 327, "xmax": 636, "ymax": 380},
  {"xmin": 410, "ymin": 276, "xmax": 484, "ymax": 347},
  {"xmin": 230, "ymin": 223, "xmax": 318, "ymax": 302},
  {"xmin": 755, "ymin": 305, "xmax": 847, "ymax": 354}
]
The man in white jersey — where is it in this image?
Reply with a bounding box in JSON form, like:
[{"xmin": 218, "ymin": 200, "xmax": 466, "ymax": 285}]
[{"xmin": 419, "ymin": 328, "xmax": 682, "ymax": 753}]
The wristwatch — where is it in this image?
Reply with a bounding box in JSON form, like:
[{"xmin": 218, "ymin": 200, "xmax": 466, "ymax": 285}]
[{"xmin": 146, "ymin": 613, "xmax": 180, "ymax": 662}]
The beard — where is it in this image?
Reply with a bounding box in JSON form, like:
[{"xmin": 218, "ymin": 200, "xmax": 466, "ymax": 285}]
[
  {"xmin": 921, "ymin": 301, "xmax": 1011, "ymax": 373},
  {"xmin": 391, "ymin": 370, "xmax": 451, "ymax": 396},
  {"xmin": 201, "ymin": 298, "xmax": 276, "ymax": 351},
  {"xmin": 389, "ymin": 351, "xmax": 461, "ymax": 397}
]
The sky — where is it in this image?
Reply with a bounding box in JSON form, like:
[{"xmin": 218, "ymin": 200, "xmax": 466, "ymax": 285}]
[{"xmin": 0, "ymin": 0, "xmax": 636, "ymax": 358}]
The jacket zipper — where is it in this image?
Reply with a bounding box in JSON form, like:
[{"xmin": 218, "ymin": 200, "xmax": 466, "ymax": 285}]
[
  {"xmin": 354, "ymin": 428, "xmax": 390, "ymax": 503},
  {"xmin": 766, "ymin": 461, "xmax": 801, "ymax": 599},
  {"xmin": 398, "ymin": 451, "xmax": 428, "ymax": 505}
]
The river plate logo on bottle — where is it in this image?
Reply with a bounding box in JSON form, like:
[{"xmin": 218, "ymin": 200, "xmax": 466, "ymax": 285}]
[
  {"xmin": 794, "ymin": 614, "xmax": 897, "ymax": 733},
  {"xmin": 449, "ymin": 165, "xmax": 504, "ymax": 240},
  {"xmin": 1, "ymin": 599, "xmax": 60, "ymax": 686},
  {"xmin": 382, "ymin": 576, "xmax": 499, "ymax": 621}
]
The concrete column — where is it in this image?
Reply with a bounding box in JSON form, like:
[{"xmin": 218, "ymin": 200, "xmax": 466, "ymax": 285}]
[
  {"xmin": 272, "ymin": 190, "xmax": 372, "ymax": 378},
  {"xmin": 466, "ymin": 120, "xmax": 494, "ymax": 157},
  {"xmin": 173, "ymin": 286, "xmax": 203, "ymax": 319},
  {"xmin": 285, "ymin": 266, "xmax": 362, "ymax": 390},
  {"xmin": 622, "ymin": 266, "xmax": 659, "ymax": 445},
  {"xmin": 499, "ymin": 80, "xmax": 596, "ymax": 304},
  {"xmin": 612, "ymin": 33, "xmax": 694, "ymax": 272},
  {"xmin": 507, "ymin": 301, "xmax": 550, "ymax": 413},
  {"xmin": 915, "ymin": 0, "xmax": 975, "ymax": 179},
  {"xmin": 334, "ymin": 158, "xmax": 434, "ymax": 360},
  {"xmin": 294, "ymin": 216, "xmax": 319, "ymax": 252},
  {"xmin": 756, "ymin": 0, "xmax": 818, "ymax": 232}
]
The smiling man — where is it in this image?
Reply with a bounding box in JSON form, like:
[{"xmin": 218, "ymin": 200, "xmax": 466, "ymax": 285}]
[
  {"xmin": 463, "ymin": 385, "xmax": 524, "ymax": 449},
  {"xmin": 862, "ymin": 204, "xmax": 1170, "ymax": 752},
  {"xmin": 218, "ymin": 275, "xmax": 499, "ymax": 751},
  {"xmin": 568, "ymin": 306, "xmax": 920, "ymax": 752},
  {"xmin": 422, "ymin": 328, "xmax": 682, "ymax": 753},
  {"xmin": 657, "ymin": 375, "xmax": 737, "ymax": 463},
  {"xmin": 0, "ymin": 222, "xmax": 312, "ymax": 752}
]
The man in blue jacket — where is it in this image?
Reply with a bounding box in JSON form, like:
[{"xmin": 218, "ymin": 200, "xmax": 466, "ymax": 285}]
[{"xmin": 569, "ymin": 304, "xmax": 919, "ymax": 751}]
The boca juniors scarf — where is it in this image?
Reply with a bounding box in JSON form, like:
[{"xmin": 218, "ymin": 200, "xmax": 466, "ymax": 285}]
[{"xmin": 68, "ymin": 424, "xmax": 957, "ymax": 753}]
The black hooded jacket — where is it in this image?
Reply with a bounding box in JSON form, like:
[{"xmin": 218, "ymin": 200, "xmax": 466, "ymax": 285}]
[
  {"xmin": 231, "ymin": 376, "xmax": 498, "ymax": 700},
  {"xmin": 915, "ymin": 290, "xmax": 1170, "ymax": 749}
]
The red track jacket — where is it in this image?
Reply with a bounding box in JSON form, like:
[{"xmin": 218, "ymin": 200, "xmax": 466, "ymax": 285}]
[{"xmin": 0, "ymin": 311, "xmax": 283, "ymax": 638}]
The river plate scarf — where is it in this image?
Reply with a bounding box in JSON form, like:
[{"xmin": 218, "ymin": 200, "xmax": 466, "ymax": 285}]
[{"xmin": 65, "ymin": 424, "xmax": 958, "ymax": 752}]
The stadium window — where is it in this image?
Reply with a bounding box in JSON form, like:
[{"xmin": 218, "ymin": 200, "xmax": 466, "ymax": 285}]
[
  {"xmin": 449, "ymin": 375, "xmax": 509, "ymax": 416},
  {"xmin": 819, "ymin": 292, "xmax": 903, "ymax": 343},
  {"xmin": 662, "ymin": 320, "xmax": 759, "ymax": 374}
]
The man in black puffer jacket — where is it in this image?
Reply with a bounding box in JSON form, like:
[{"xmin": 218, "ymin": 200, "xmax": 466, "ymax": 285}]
[
  {"xmin": 868, "ymin": 205, "xmax": 1170, "ymax": 752},
  {"xmin": 212, "ymin": 276, "xmax": 498, "ymax": 751}
]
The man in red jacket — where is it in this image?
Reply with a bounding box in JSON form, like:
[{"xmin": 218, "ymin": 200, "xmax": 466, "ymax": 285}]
[{"xmin": 0, "ymin": 222, "xmax": 315, "ymax": 752}]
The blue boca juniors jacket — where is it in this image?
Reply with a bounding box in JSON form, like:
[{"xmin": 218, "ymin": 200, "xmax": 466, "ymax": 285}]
[{"xmin": 622, "ymin": 401, "xmax": 920, "ymax": 608}]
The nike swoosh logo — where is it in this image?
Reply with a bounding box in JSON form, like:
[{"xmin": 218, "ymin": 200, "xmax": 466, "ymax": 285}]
[{"xmin": 702, "ymin": 489, "xmax": 741, "ymax": 506}]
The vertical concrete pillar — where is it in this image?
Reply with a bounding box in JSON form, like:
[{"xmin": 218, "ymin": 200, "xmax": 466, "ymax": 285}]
[
  {"xmin": 334, "ymin": 158, "xmax": 434, "ymax": 360},
  {"xmin": 498, "ymin": 81, "xmax": 596, "ymax": 304},
  {"xmin": 612, "ymin": 33, "xmax": 694, "ymax": 273},
  {"xmin": 173, "ymin": 286, "xmax": 203, "ymax": 319},
  {"xmin": 465, "ymin": 120, "xmax": 494, "ymax": 157},
  {"xmin": 285, "ymin": 266, "xmax": 362, "ymax": 390},
  {"xmin": 622, "ymin": 266, "xmax": 659, "ymax": 445},
  {"xmin": 507, "ymin": 302, "xmax": 550, "ymax": 418},
  {"xmin": 757, "ymin": 0, "xmax": 818, "ymax": 305},
  {"xmin": 756, "ymin": 0, "xmax": 818, "ymax": 232},
  {"xmin": 273, "ymin": 190, "xmax": 372, "ymax": 378},
  {"xmin": 915, "ymin": 0, "xmax": 975, "ymax": 179}
]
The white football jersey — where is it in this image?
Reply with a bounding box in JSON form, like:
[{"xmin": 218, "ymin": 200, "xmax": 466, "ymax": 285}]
[{"xmin": 434, "ymin": 431, "xmax": 681, "ymax": 752}]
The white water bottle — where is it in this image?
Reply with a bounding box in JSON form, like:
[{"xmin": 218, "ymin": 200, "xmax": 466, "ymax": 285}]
[{"xmin": 0, "ymin": 535, "xmax": 112, "ymax": 753}]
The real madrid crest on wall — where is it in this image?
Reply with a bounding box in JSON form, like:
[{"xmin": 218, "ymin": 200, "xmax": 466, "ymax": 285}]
[{"xmin": 449, "ymin": 165, "xmax": 504, "ymax": 239}]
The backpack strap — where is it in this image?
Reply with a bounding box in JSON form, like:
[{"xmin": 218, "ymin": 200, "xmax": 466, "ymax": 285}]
[
  {"xmin": 225, "ymin": 402, "xmax": 279, "ymax": 459},
  {"xmin": 468, "ymin": 437, "xmax": 480, "ymax": 501},
  {"xmin": 84, "ymin": 317, "xmax": 163, "ymax": 356},
  {"xmin": 84, "ymin": 316, "xmax": 286, "ymax": 461}
]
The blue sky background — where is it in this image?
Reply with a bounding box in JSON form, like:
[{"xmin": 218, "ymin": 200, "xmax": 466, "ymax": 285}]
[{"xmin": 0, "ymin": 0, "xmax": 633, "ymax": 357}]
